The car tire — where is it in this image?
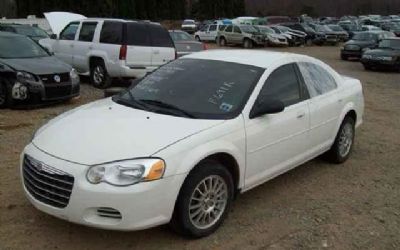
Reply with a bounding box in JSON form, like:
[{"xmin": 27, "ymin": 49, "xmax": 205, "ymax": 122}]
[
  {"xmin": 218, "ymin": 37, "xmax": 226, "ymax": 47},
  {"xmin": 195, "ymin": 36, "xmax": 201, "ymax": 42},
  {"xmin": 306, "ymin": 39, "xmax": 313, "ymax": 46},
  {"xmin": 0, "ymin": 78, "xmax": 13, "ymax": 109},
  {"xmin": 326, "ymin": 116, "xmax": 356, "ymax": 164},
  {"xmin": 90, "ymin": 59, "xmax": 112, "ymax": 89},
  {"xmin": 170, "ymin": 160, "xmax": 234, "ymax": 238},
  {"xmin": 243, "ymin": 39, "xmax": 254, "ymax": 49},
  {"xmin": 341, "ymin": 54, "xmax": 348, "ymax": 61},
  {"xmin": 363, "ymin": 64, "xmax": 372, "ymax": 71}
]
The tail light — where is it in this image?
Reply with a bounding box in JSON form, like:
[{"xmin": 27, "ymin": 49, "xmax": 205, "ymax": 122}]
[
  {"xmin": 119, "ymin": 45, "xmax": 127, "ymax": 60},
  {"xmin": 203, "ymin": 43, "xmax": 208, "ymax": 50}
]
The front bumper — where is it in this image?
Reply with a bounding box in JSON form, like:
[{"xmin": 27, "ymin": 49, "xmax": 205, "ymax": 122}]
[
  {"xmin": 21, "ymin": 143, "xmax": 186, "ymax": 231},
  {"xmin": 341, "ymin": 49, "xmax": 362, "ymax": 58},
  {"xmin": 361, "ymin": 58, "xmax": 400, "ymax": 69}
]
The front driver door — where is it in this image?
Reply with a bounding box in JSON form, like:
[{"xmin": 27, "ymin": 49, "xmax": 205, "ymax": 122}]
[
  {"xmin": 244, "ymin": 63, "xmax": 311, "ymax": 189},
  {"xmin": 53, "ymin": 22, "xmax": 79, "ymax": 66}
]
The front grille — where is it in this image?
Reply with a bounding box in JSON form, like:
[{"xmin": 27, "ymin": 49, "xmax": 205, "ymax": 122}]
[
  {"xmin": 96, "ymin": 207, "xmax": 122, "ymax": 219},
  {"xmin": 39, "ymin": 73, "xmax": 70, "ymax": 84},
  {"xmin": 44, "ymin": 84, "xmax": 73, "ymax": 100},
  {"xmin": 345, "ymin": 45, "xmax": 360, "ymax": 51},
  {"xmin": 22, "ymin": 155, "xmax": 74, "ymax": 208}
]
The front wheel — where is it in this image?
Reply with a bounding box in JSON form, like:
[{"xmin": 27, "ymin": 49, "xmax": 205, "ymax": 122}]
[
  {"xmin": 0, "ymin": 78, "xmax": 13, "ymax": 108},
  {"xmin": 170, "ymin": 161, "xmax": 234, "ymax": 238},
  {"xmin": 218, "ymin": 37, "xmax": 226, "ymax": 47},
  {"xmin": 243, "ymin": 39, "xmax": 254, "ymax": 49},
  {"xmin": 326, "ymin": 116, "xmax": 355, "ymax": 164}
]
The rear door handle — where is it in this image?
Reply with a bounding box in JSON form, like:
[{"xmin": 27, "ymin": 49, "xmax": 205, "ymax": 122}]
[
  {"xmin": 297, "ymin": 112, "xmax": 306, "ymax": 119},
  {"xmin": 153, "ymin": 50, "xmax": 160, "ymax": 55}
]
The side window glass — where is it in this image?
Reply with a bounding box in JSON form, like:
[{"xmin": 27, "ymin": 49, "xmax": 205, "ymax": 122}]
[
  {"xmin": 126, "ymin": 22, "xmax": 151, "ymax": 46},
  {"xmin": 78, "ymin": 22, "xmax": 97, "ymax": 42},
  {"xmin": 298, "ymin": 62, "xmax": 337, "ymax": 97},
  {"xmin": 258, "ymin": 64, "xmax": 301, "ymax": 107},
  {"xmin": 60, "ymin": 23, "xmax": 79, "ymax": 40},
  {"xmin": 233, "ymin": 26, "xmax": 241, "ymax": 33},
  {"xmin": 148, "ymin": 24, "xmax": 174, "ymax": 47},
  {"xmin": 225, "ymin": 25, "xmax": 233, "ymax": 32},
  {"xmin": 209, "ymin": 25, "xmax": 217, "ymax": 31},
  {"xmin": 100, "ymin": 21, "xmax": 123, "ymax": 44}
]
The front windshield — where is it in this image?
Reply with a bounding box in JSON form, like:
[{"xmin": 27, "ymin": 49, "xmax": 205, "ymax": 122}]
[
  {"xmin": 329, "ymin": 25, "xmax": 344, "ymax": 31},
  {"xmin": 314, "ymin": 25, "xmax": 332, "ymax": 32},
  {"xmin": 183, "ymin": 20, "xmax": 195, "ymax": 25},
  {"xmin": 14, "ymin": 26, "xmax": 49, "ymax": 38},
  {"xmin": 379, "ymin": 39, "xmax": 400, "ymax": 49},
  {"xmin": 114, "ymin": 59, "xmax": 264, "ymax": 119},
  {"xmin": 277, "ymin": 26, "xmax": 290, "ymax": 32},
  {"xmin": 352, "ymin": 32, "xmax": 377, "ymax": 41},
  {"xmin": 240, "ymin": 25, "xmax": 258, "ymax": 33},
  {"xmin": 170, "ymin": 31, "xmax": 194, "ymax": 42},
  {"xmin": 0, "ymin": 35, "xmax": 49, "ymax": 58},
  {"xmin": 258, "ymin": 26, "xmax": 274, "ymax": 34}
]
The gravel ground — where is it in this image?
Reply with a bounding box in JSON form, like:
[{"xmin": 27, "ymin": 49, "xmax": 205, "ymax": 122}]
[{"xmin": 0, "ymin": 45, "xmax": 399, "ymax": 250}]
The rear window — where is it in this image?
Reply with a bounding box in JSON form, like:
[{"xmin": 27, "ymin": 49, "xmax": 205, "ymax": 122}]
[
  {"xmin": 126, "ymin": 22, "xmax": 151, "ymax": 46},
  {"xmin": 79, "ymin": 22, "xmax": 97, "ymax": 42},
  {"xmin": 148, "ymin": 24, "xmax": 174, "ymax": 47},
  {"xmin": 100, "ymin": 21, "xmax": 123, "ymax": 44}
]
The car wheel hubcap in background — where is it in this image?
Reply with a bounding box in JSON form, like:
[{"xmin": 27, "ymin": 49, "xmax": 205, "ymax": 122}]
[
  {"xmin": 93, "ymin": 66, "xmax": 105, "ymax": 85},
  {"xmin": 338, "ymin": 123, "xmax": 353, "ymax": 157},
  {"xmin": 189, "ymin": 175, "xmax": 228, "ymax": 230}
]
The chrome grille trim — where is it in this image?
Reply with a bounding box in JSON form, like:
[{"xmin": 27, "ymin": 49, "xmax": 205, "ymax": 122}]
[{"xmin": 23, "ymin": 155, "xmax": 74, "ymax": 208}]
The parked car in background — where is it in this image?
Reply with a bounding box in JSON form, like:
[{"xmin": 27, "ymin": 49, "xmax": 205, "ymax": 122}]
[
  {"xmin": 361, "ymin": 25, "xmax": 381, "ymax": 31},
  {"xmin": 194, "ymin": 24, "xmax": 226, "ymax": 42},
  {"xmin": 169, "ymin": 30, "xmax": 206, "ymax": 57},
  {"xmin": 254, "ymin": 26, "xmax": 288, "ymax": 46},
  {"xmin": 0, "ymin": 32, "xmax": 79, "ymax": 108},
  {"xmin": 217, "ymin": 25, "xmax": 265, "ymax": 48},
  {"xmin": 282, "ymin": 22, "xmax": 325, "ymax": 45},
  {"xmin": 308, "ymin": 24, "xmax": 339, "ymax": 45},
  {"xmin": 0, "ymin": 24, "xmax": 50, "ymax": 43},
  {"xmin": 181, "ymin": 19, "xmax": 197, "ymax": 34},
  {"xmin": 341, "ymin": 31, "xmax": 395, "ymax": 60},
  {"xmin": 22, "ymin": 50, "xmax": 364, "ymax": 238},
  {"xmin": 361, "ymin": 38, "xmax": 400, "ymax": 71},
  {"xmin": 45, "ymin": 18, "xmax": 176, "ymax": 88},
  {"xmin": 338, "ymin": 22, "xmax": 362, "ymax": 39},
  {"xmin": 379, "ymin": 22, "xmax": 400, "ymax": 36},
  {"xmin": 327, "ymin": 24, "xmax": 350, "ymax": 41},
  {"xmin": 271, "ymin": 25, "xmax": 306, "ymax": 46}
]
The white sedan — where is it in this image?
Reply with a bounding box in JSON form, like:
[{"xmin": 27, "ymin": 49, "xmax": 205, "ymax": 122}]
[{"xmin": 21, "ymin": 50, "xmax": 364, "ymax": 238}]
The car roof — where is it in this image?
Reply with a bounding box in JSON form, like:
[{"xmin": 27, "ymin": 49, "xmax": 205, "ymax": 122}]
[
  {"xmin": 184, "ymin": 50, "xmax": 309, "ymax": 68},
  {"xmin": 77, "ymin": 18, "xmax": 161, "ymax": 26}
]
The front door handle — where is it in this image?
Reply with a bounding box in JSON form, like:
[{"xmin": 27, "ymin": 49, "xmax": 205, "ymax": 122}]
[{"xmin": 297, "ymin": 112, "xmax": 306, "ymax": 119}]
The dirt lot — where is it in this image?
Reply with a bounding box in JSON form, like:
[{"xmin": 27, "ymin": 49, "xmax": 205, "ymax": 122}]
[{"xmin": 0, "ymin": 45, "xmax": 399, "ymax": 250}]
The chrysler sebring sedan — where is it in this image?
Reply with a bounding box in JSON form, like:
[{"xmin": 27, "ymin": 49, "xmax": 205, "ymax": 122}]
[{"xmin": 21, "ymin": 50, "xmax": 364, "ymax": 237}]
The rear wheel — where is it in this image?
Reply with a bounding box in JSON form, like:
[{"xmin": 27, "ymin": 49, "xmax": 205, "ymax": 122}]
[
  {"xmin": 341, "ymin": 54, "xmax": 348, "ymax": 61},
  {"xmin": 90, "ymin": 59, "xmax": 111, "ymax": 89},
  {"xmin": 218, "ymin": 37, "xmax": 226, "ymax": 47},
  {"xmin": 243, "ymin": 38, "xmax": 254, "ymax": 49},
  {"xmin": 326, "ymin": 116, "xmax": 355, "ymax": 164},
  {"xmin": 170, "ymin": 161, "xmax": 234, "ymax": 238}
]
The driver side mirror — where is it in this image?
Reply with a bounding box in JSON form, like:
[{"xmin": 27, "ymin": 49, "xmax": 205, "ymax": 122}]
[
  {"xmin": 50, "ymin": 34, "xmax": 58, "ymax": 40},
  {"xmin": 250, "ymin": 98, "xmax": 285, "ymax": 119}
]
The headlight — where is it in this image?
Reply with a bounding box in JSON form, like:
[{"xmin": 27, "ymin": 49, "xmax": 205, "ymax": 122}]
[
  {"xmin": 70, "ymin": 68, "xmax": 79, "ymax": 80},
  {"xmin": 381, "ymin": 56, "xmax": 393, "ymax": 61},
  {"xmin": 86, "ymin": 158, "xmax": 166, "ymax": 186},
  {"xmin": 16, "ymin": 71, "xmax": 37, "ymax": 82}
]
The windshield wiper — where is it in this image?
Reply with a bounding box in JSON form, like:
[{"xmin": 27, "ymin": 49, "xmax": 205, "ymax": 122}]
[
  {"xmin": 114, "ymin": 90, "xmax": 151, "ymax": 111},
  {"xmin": 139, "ymin": 99, "xmax": 196, "ymax": 118}
]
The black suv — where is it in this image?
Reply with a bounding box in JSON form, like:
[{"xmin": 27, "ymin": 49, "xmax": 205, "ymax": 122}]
[
  {"xmin": 361, "ymin": 38, "xmax": 400, "ymax": 71},
  {"xmin": 341, "ymin": 31, "xmax": 395, "ymax": 60}
]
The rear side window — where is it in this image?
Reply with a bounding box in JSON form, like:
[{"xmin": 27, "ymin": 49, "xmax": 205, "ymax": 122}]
[
  {"xmin": 209, "ymin": 25, "xmax": 217, "ymax": 31},
  {"xmin": 298, "ymin": 62, "xmax": 337, "ymax": 97},
  {"xmin": 60, "ymin": 23, "xmax": 79, "ymax": 40},
  {"xmin": 234, "ymin": 26, "xmax": 241, "ymax": 33},
  {"xmin": 258, "ymin": 64, "xmax": 301, "ymax": 107},
  {"xmin": 225, "ymin": 25, "xmax": 233, "ymax": 32},
  {"xmin": 78, "ymin": 22, "xmax": 97, "ymax": 42},
  {"xmin": 148, "ymin": 24, "xmax": 174, "ymax": 47},
  {"xmin": 100, "ymin": 21, "xmax": 123, "ymax": 44},
  {"xmin": 126, "ymin": 22, "xmax": 151, "ymax": 46}
]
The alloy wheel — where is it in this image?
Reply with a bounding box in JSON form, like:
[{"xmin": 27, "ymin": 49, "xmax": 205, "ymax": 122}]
[{"xmin": 338, "ymin": 122, "xmax": 353, "ymax": 157}]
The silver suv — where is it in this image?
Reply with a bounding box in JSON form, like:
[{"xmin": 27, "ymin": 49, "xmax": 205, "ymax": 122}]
[{"xmin": 217, "ymin": 25, "xmax": 266, "ymax": 49}]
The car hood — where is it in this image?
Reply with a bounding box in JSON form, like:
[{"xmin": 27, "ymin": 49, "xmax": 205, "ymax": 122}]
[
  {"xmin": 44, "ymin": 12, "xmax": 86, "ymax": 35},
  {"xmin": 0, "ymin": 56, "xmax": 71, "ymax": 75},
  {"xmin": 345, "ymin": 40, "xmax": 375, "ymax": 47},
  {"xmin": 364, "ymin": 48, "xmax": 400, "ymax": 56},
  {"xmin": 268, "ymin": 33, "xmax": 285, "ymax": 39},
  {"xmin": 32, "ymin": 98, "xmax": 225, "ymax": 165}
]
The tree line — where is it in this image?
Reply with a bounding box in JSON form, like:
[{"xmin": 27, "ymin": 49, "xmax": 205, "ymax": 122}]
[{"xmin": 13, "ymin": 0, "xmax": 245, "ymax": 20}]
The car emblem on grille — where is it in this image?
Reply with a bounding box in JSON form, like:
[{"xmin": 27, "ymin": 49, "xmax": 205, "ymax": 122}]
[{"xmin": 54, "ymin": 75, "xmax": 61, "ymax": 83}]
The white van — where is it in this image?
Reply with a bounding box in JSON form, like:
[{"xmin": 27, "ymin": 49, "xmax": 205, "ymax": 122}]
[
  {"xmin": 194, "ymin": 24, "xmax": 226, "ymax": 42},
  {"xmin": 47, "ymin": 18, "xmax": 176, "ymax": 88}
]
